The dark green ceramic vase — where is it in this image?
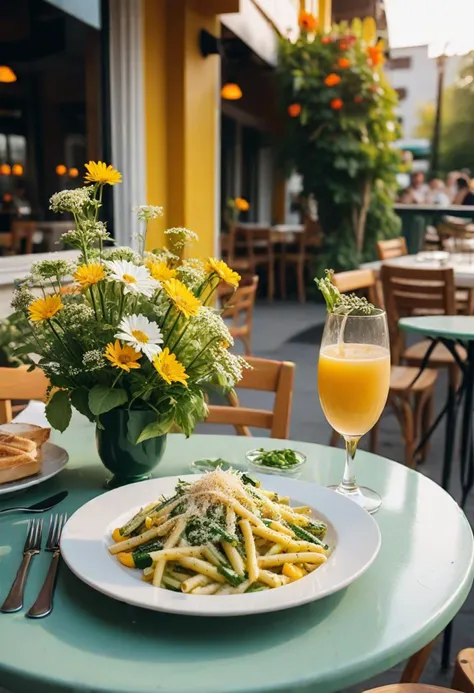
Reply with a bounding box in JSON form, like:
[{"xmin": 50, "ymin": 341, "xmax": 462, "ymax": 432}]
[{"xmin": 96, "ymin": 409, "xmax": 167, "ymax": 489}]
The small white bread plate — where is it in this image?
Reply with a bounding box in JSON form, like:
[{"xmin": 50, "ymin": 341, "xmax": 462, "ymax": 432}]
[
  {"xmin": 0, "ymin": 442, "xmax": 69, "ymax": 497},
  {"xmin": 61, "ymin": 474, "xmax": 381, "ymax": 617}
]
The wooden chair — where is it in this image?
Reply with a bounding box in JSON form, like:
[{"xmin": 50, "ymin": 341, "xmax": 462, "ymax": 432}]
[
  {"xmin": 377, "ymin": 237, "xmax": 408, "ymax": 260},
  {"xmin": 278, "ymin": 219, "xmax": 322, "ymax": 303},
  {"xmin": 380, "ymin": 264, "xmax": 465, "ymax": 386},
  {"xmin": 239, "ymin": 226, "xmax": 275, "ymax": 302},
  {"xmin": 362, "ymin": 647, "xmax": 474, "ymax": 693},
  {"xmin": 221, "ymin": 275, "xmax": 259, "ymax": 355},
  {"xmin": 11, "ymin": 220, "xmax": 36, "ymax": 254},
  {"xmin": 206, "ymin": 357, "xmax": 295, "ymax": 438},
  {"xmin": 0, "ymin": 366, "xmax": 50, "ymax": 424},
  {"xmin": 221, "ymin": 225, "xmax": 256, "ymax": 276},
  {"xmin": 329, "ymin": 269, "xmax": 438, "ymax": 468}
]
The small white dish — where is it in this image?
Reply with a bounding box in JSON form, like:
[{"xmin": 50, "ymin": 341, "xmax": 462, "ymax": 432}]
[
  {"xmin": 61, "ymin": 474, "xmax": 381, "ymax": 617},
  {"xmin": 0, "ymin": 442, "xmax": 69, "ymax": 497}
]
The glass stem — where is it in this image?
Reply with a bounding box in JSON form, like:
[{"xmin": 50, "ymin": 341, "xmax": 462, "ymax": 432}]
[{"xmin": 341, "ymin": 436, "xmax": 360, "ymax": 493}]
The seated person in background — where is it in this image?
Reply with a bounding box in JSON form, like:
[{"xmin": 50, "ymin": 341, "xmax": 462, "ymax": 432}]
[
  {"xmin": 453, "ymin": 177, "xmax": 474, "ymax": 206},
  {"xmin": 402, "ymin": 172, "xmax": 428, "ymax": 204},
  {"xmin": 446, "ymin": 171, "xmax": 462, "ymax": 201},
  {"xmin": 426, "ymin": 178, "xmax": 450, "ymax": 205}
]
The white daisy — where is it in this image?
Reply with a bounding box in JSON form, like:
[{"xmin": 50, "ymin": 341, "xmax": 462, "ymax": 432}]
[
  {"xmin": 115, "ymin": 314, "xmax": 163, "ymax": 361},
  {"xmin": 106, "ymin": 260, "xmax": 159, "ymax": 297}
]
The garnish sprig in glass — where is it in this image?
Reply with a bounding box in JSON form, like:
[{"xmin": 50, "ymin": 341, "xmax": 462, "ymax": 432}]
[{"xmin": 316, "ymin": 271, "xmax": 390, "ymax": 514}]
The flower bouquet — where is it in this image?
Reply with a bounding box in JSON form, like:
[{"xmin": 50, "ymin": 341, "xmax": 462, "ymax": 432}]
[{"xmin": 11, "ymin": 162, "xmax": 248, "ymax": 486}]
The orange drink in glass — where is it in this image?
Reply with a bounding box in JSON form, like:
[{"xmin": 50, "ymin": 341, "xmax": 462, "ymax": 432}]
[{"xmin": 318, "ymin": 310, "xmax": 390, "ymax": 513}]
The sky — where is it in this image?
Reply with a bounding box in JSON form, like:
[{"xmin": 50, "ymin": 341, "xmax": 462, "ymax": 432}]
[{"xmin": 385, "ymin": 0, "xmax": 474, "ymax": 55}]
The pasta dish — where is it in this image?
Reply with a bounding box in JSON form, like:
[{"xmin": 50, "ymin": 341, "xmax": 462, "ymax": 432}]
[{"xmin": 108, "ymin": 469, "xmax": 330, "ymax": 595}]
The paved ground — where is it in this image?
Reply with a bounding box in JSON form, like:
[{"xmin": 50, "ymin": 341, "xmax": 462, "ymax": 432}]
[{"xmin": 214, "ymin": 300, "xmax": 474, "ymax": 692}]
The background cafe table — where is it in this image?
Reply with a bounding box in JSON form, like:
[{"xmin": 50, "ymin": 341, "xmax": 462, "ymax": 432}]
[
  {"xmin": 394, "ymin": 204, "xmax": 474, "ymax": 254},
  {"xmin": 399, "ymin": 316, "xmax": 474, "ymax": 504},
  {"xmin": 361, "ymin": 253, "xmax": 474, "ymax": 289},
  {"xmin": 0, "ymin": 423, "xmax": 473, "ymax": 693}
]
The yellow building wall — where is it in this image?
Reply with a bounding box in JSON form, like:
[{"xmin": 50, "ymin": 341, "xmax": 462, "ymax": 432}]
[
  {"xmin": 143, "ymin": 0, "xmax": 220, "ymax": 259},
  {"xmin": 143, "ymin": 0, "xmax": 168, "ymax": 249}
]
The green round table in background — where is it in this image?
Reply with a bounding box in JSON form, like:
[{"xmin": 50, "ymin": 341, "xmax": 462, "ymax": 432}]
[{"xmin": 0, "ymin": 417, "xmax": 472, "ymax": 693}]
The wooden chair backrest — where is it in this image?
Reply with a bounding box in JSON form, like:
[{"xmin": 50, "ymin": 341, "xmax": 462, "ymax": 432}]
[
  {"xmin": 221, "ymin": 275, "xmax": 259, "ymax": 327},
  {"xmin": 380, "ymin": 264, "xmax": 456, "ymax": 363},
  {"xmin": 206, "ymin": 357, "xmax": 295, "ymax": 439},
  {"xmin": 300, "ymin": 218, "xmax": 322, "ymax": 250},
  {"xmin": 11, "ymin": 220, "xmax": 36, "ymax": 254},
  {"xmin": 241, "ymin": 227, "xmax": 274, "ymax": 264},
  {"xmin": 377, "ymin": 237, "xmax": 408, "ymax": 261},
  {"xmin": 0, "ymin": 366, "xmax": 50, "ymax": 424},
  {"xmin": 331, "ymin": 269, "xmax": 381, "ymax": 307}
]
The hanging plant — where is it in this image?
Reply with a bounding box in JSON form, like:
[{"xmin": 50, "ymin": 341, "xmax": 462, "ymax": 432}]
[{"xmin": 276, "ymin": 15, "xmax": 402, "ymax": 269}]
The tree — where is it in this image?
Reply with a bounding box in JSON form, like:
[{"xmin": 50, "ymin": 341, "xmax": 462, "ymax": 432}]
[
  {"xmin": 415, "ymin": 52, "xmax": 474, "ymax": 174},
  {"xmin": 276, "ymin": 16, "xmax": 402, "ymax": 270},
  {"xmin": 414, "ymin": 102, "xmax": 435, "ymax": 139}
]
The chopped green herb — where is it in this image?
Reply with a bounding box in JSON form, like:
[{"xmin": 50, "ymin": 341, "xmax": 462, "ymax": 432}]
[{"xmin": 251, "ymin": 448, "xmax": 302, "ymax": 469}]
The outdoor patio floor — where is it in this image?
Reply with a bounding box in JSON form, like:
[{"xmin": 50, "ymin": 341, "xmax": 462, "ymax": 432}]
[{"xmin": 214, "ymin": 299, "xmax": 474, "ymax": 692}]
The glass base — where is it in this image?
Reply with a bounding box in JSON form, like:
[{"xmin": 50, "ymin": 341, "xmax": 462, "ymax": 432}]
[{"xmin": 328, "ymin": 484, "xmax": 382, "ymax": 514}]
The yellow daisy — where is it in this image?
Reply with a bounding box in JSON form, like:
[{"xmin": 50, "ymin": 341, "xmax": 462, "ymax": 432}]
[
  {"xmin": 153, "ymin": 348, "xmax": 188, "ymax": 386},
  {"xmin": 146, "ymin": 260, "xmax": 177, "ymax": 283},
  {"xmin": 104, "ymin": 340, "xmax": 142, "ymax": 372},
  {"xmin": 163, "ymin": 279, "xmax": 201, "ymax": 319},
  {"xmin": 74, "ymin": 263, "xmax": 106, "ymax": 289},
  {"xmin": 84, "ymin": 161, "xmax": 122, "ymax": 186},
  {"xmin": 206, "ymin": 258, "xmax": 241, "ymax": 288},
  {"xmin": 28, "ymin": 295, "xmax": 64, "ymax": 323}
]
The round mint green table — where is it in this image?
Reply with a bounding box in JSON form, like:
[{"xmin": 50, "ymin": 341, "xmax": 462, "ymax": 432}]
[{"xmin": 0, "ymin": 417, "xmax": 473, "ymax": 693}]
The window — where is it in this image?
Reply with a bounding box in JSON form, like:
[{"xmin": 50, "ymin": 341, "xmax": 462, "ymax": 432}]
[
  {"xmin": 396, "ymin": 88, "xmax": 408, "ymax": 101},
  {"xmin": 388, "ymin": 56, "xmax": 412, "ymax": 70}
]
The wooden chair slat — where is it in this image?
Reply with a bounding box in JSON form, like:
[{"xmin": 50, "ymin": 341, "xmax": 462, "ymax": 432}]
[
  {"xmin": 0, "ymin": 366, "xmax": 50, "ymax": 424},
  {"xmin": 206, "ymin": 357, "xmax": 295, "ymax": 439},
  {"xmin": 205, "ymin": 407, "xmax": 273, "ymax": 431},
  {"xmin": 221, "ymin": 275, "xmax": 258, "ymax": 355},
  {"xmin": 453, "ymin": 648, "xmax": 474, "ymax": 693},
  {"xmin": 377, "ymin": 237, "xmax": 408, "ymax": 260}
]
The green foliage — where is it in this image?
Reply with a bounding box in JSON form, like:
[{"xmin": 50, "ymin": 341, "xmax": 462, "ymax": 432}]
[
  {"xmin": 89, "ymin": 385, "xmax": 128, "ymax": 416},
  {"xmin": 276, "ymin": 23, "xmax": 402, "ymax": 269},
  {"xmin": 0, "ymin": 314, "xmax": 32, "ymax": 367},
  {"xmin": 415, "ymin": 52, "xmax": 474, "ymax": 174},
  {"xmin": 414, "ymin": 102, "xmax": 436, "ymax": 139},
  {"xmin": 45, "ymin": 389, "xmax": 72, "ymax": 433}
]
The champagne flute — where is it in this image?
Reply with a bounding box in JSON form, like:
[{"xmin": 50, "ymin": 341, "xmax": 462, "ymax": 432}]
[{"xmin": 318, "ymin": 310, "xmax": 390, "ymax": 514}]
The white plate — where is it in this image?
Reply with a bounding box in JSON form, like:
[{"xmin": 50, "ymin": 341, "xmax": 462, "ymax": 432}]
[
  {"xmin": 0, "ymin": 442, "xmax": 69, "ymax": 497},
  {"xmin": 61, "ymin": 474, "xmax": 381, "ymax": 617}
]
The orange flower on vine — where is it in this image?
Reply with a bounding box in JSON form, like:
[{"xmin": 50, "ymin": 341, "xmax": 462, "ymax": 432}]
[
  {"xmin": 367, "ymin": 43, "xmax": 385, "ymax": 66},
  {"xmin": 324, "ymin": 73, "xmax": 341, "ymax": 87},
  {"xmin": 330, "ymin": 98, "xmax": 343, "ymax": 110},
  {"xmin": 338, "ymin": 58, "xmax": 351, "ymax": 69},
  {"xmin": 299, "ymin": 11, "xmax": 318, "ymax": 32},
  {"xmin": 354, "ymin": 96, "xmax": 364, "ymax": 104},
  {"xmin": 288, "ymin": 103, "xmax": 302, "ymax": 117},
  {"xmin": 321, "ymin": 36, "xmax": 332, "ymax": 44}
]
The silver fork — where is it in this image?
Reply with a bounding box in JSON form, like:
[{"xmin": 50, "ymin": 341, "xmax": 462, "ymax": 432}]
[
  {"xmin": 26, "ymin": 514, "xmax": 67, "ymax": 619},
  {"xmin": 1, "ymin": 519, "xmax": 43, "ymax": 613}
]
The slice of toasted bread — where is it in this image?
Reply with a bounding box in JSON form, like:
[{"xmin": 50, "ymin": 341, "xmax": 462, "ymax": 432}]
[
  {"xmin": 0, "ymin": 433, "xmax": 36, "ymax": 455},
  {"xmin": 0, "ymin": 423, "xmax": 50, "ymax": 448},
  {"xmin": 0, "ymin": 443, "xmax": 36, "ymax": 466},
  {"xmin": 0, "ymin": 456, "xmax": 41, "ymax": 485}
]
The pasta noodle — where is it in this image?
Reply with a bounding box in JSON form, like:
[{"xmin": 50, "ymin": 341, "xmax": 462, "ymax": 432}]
[{"xmin": 109, "ymin": 469, "xmax": 330, "ymax": 595}]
